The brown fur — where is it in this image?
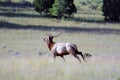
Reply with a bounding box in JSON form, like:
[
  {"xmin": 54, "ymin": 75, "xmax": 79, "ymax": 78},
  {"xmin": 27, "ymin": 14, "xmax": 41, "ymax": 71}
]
[{"xmin": 48, "ymin": 42, "xmax": 55, "ymax": 51}]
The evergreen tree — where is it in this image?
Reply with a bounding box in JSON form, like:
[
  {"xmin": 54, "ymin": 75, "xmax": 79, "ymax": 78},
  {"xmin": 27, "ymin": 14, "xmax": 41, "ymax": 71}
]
[
  {"xmin": 49, "ymin": 0, "xmax": 66, "ymax": 18},
  {"xmin": 64, "ymin": 1, "xmax": 77, "ymax": 16},
  {"xmin": 102, "ymin": 0, "xmax": 120, "ymax": 21},
  {"xmin": 33, "ymin": 0, "xmax": 54, "ymax": 14},
  {"xmin": 49, "ymin": 0, "xmax": 77, "ymax": 18},
  {"xmin": 33, "ymin": 0, "xmax": 77, "ymax": 18}
]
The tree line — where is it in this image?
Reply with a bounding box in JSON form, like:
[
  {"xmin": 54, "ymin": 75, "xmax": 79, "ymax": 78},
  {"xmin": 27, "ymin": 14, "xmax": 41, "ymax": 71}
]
[
  {"xmin": 33, "ymin": 0, "xmax": 120, "ymax": 21},
  {"xmin": 33, "ymin": 0, "xmax": 77, "ymax": 19},
  {"xmin": 3, "ymin": 0, "xmax": 120, "ymax": 21}
]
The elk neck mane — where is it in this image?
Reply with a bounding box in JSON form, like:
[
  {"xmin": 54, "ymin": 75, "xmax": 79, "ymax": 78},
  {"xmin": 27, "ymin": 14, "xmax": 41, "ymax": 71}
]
[{"xmin": 48, "ymin": 41, "xmax": 55, "ymax": 51}]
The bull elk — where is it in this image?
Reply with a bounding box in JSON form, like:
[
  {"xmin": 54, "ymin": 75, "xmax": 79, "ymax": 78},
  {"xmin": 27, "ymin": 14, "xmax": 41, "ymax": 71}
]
[{"xmin": 43, "ymin": 32, "xmax": 86, "ymax": 62}]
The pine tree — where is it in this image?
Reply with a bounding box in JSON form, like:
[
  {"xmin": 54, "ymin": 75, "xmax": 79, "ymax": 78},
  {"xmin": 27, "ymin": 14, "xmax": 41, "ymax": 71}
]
[
  {"xmin": 33, "ymin": 0, "xmax": 54, "ymax": 14},
  {"xmin": 102, "ymin": 0, "xmax": 120, "ymax": 21},
  {"xmin": 33, "ymin": 0, "xmax": 77, "ymax": 18},
  {"xmin": 49, "ymin": 0, "xmax": 66, "ymax": 18}
]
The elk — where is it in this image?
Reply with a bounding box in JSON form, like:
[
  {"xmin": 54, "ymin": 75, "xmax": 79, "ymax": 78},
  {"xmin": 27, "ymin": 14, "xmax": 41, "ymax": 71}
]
[{"xmin": 43, "ymin": 32, "xmax": 86, "ymax": 62}]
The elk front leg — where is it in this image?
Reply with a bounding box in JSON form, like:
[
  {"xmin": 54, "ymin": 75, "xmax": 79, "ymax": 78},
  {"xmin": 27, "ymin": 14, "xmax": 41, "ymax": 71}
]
[
  {"xmin": 60, "ymin": 55, "xmax": 65, "ymax": 62},
  {"xmin": 53, "ymin": 53, "xmax": 57, "ymax": 60}
]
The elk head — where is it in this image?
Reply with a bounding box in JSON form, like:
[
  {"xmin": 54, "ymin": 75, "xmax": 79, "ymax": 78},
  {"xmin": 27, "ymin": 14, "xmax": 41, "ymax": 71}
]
[{"xmin": 43, "ymin": 31, "xmax": 62, "ymax": 44}]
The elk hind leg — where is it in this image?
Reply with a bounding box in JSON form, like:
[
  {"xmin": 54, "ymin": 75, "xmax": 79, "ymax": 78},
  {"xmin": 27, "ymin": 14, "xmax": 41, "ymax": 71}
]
[
  {"xmin": 78, "ymin": 51, "xmax": 87, "ymax": 62},
  {"xmin": 73, "ymin": 54, "xmax": 81, "ymax": 62},
  {"xmin": 54, "ymin": 53, "xmax": 57, "ymax": 60}
]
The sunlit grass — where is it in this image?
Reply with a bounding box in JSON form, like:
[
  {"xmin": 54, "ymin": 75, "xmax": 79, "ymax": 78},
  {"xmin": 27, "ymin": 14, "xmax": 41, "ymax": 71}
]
[
  {"xmin": 0, "ymin": 22, "xmax": 120, "ymax": 80},
  {"xmin": 0, "ymin": 53, "xmax": 120, "ymax": 80},
  {"xmin": 0, "ymin": 1, "xmax": 120, "ymax": 80},
  {"xmin": 0, "ymin": 29, "xmax": 120, "ymax": 55}
]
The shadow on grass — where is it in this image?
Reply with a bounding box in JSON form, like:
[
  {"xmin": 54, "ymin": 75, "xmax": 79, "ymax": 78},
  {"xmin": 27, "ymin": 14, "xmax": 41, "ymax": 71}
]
[
  {"xmin": 0, "ymin": 21, "xmax": 120, "ymax": 35},
  {"xmin": 0, "ymin": 12, "xmax": 41, "ymax": 18},
  {"xmin": 71, "ymin": 17, "xmax": 105, "ymax": 23},
  {"xmin": 0, "ymin": 12, "xmax": 120, "ymax": 24},
  {"xmin": 0, "ymin": 2, "xmax": 33, "ymax": 8},
  {"xmin": 67, "ymin": 15, "xmax": 120, "ymax": 23},
  {"xmin": 1, "ymin": 11, "xmax": 120, "ymax": 24}
]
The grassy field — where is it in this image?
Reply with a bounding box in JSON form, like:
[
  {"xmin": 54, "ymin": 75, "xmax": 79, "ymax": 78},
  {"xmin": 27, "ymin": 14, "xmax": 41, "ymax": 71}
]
[
  {"xmin": 0, "ymin": 29, "xmax": 120, "ymax": 80},
  {"xmin": 0, "ymin": 1, "xmax": 120, "ymax": 80}
]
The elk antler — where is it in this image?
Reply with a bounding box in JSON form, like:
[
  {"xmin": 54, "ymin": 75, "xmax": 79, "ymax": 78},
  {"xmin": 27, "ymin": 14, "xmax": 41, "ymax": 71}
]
[
  {"xmin": 52, "ymin": 31, "xmax": 62, "ymax": 37},
  {"xmin": 46, "ymin": 31, "xmax": 62, "ymax": 37},
  {"xmin": 46, "ymin": 33, "xmax": 51, "ymax": 37}
]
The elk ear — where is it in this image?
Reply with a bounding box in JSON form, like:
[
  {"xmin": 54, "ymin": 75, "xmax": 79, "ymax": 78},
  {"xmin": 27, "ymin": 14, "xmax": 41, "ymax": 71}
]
[{"xmin": 43, "ymin": 38, "xmax": 47, "ymax": 42}]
